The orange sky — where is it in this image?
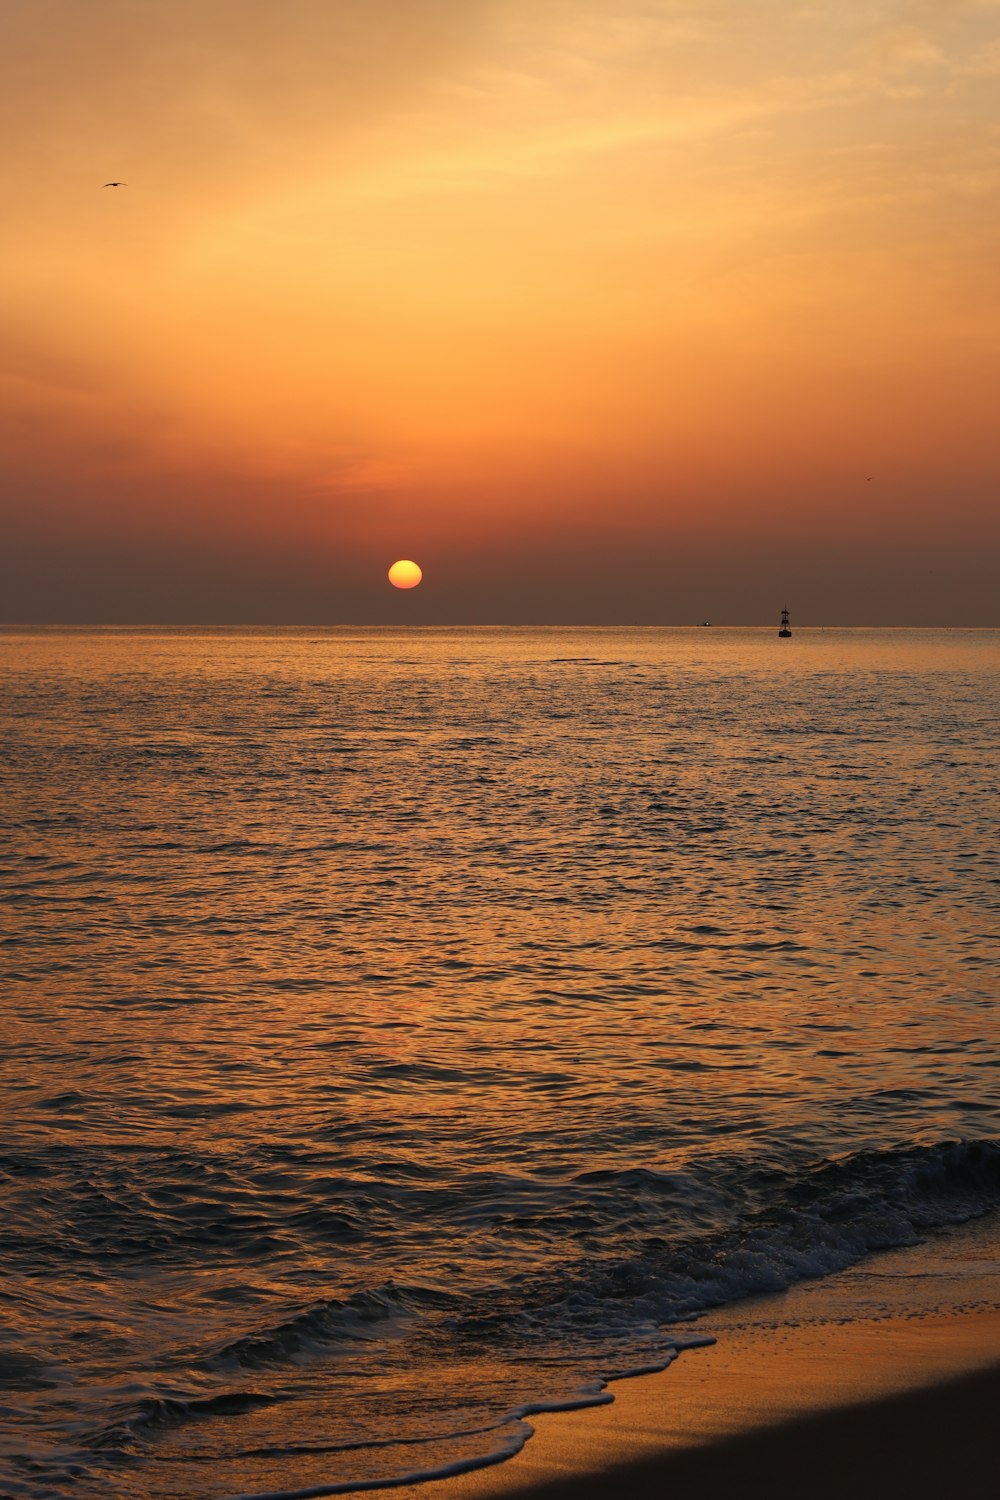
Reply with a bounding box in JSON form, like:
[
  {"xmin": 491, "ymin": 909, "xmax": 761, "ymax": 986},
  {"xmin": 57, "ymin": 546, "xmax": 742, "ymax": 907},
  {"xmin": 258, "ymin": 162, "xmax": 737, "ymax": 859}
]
[{"xmin": 2, "ymin": 0, "xmax": 999, "ymax": 622}]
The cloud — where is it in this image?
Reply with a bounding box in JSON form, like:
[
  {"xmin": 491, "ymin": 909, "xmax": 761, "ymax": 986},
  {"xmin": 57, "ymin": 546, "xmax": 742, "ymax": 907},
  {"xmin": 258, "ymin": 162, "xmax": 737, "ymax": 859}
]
[
  {"xmin": 2, "ymin": 1, "xmax": 999, "ymax": 627},
  {"xmin": 863, "ymin": 25, "xmax": 948, "ymax": 73},
  {"xmin": 961, "ymin": 36, "xmax": 1000, "ymax": 70},
  {"xmin": 311, "ymin": 457, "xmax": 412, "ymax": 494}
]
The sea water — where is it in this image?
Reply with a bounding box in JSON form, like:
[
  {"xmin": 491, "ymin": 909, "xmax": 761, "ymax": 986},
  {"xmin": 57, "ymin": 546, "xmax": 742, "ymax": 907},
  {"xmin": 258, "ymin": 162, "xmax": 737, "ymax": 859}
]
[{"xmin": 1, "ymin": 627, "xmax": 998, "ymax": 1499}]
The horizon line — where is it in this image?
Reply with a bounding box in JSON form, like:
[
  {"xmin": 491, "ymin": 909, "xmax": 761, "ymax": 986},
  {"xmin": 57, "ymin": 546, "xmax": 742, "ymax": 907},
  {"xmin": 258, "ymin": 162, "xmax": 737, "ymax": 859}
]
[{"xmin": 2, "ymin": 622, "xmax": 998, "ymax": 633}]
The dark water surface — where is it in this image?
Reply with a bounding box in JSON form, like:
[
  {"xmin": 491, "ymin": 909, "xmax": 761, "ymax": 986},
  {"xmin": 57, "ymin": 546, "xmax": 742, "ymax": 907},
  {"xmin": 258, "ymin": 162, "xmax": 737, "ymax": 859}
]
[{"xmin": 2, "ymin": 627, "xmax": 998, "ymax": 1498}]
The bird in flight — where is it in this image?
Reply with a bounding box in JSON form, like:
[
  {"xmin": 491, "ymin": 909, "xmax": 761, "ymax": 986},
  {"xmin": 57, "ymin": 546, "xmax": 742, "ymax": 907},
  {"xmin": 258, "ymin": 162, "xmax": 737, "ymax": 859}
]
[{"xmin": 102, "ymin": 181, "xmax": 127, "ymax": 187}]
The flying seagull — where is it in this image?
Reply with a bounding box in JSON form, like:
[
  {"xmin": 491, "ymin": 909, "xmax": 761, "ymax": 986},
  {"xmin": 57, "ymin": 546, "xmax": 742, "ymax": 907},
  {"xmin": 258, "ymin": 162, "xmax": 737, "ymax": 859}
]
[{"xmin": 102, "ymin": 181, "xmax": 127, "ymax": 187}]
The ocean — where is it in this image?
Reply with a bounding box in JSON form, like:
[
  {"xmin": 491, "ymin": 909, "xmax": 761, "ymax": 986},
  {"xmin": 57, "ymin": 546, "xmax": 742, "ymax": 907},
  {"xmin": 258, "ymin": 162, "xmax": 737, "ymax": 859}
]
[{"xmin": 2, "ymin": 626, "xmax": 998, "ymax": 1500}]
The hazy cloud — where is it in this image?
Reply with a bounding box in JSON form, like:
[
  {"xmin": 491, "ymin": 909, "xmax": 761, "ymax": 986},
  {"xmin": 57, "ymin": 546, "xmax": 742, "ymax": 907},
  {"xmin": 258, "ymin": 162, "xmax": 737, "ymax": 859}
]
[{"xmin": 1, "ymin": 1, "xmax": 998, "ymax": 622}]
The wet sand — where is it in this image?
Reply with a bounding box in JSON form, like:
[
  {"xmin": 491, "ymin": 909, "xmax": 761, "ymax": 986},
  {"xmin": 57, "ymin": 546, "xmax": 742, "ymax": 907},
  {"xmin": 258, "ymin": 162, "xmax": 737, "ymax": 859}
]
[
  {"xmin": 417, "ymin": 1311, "xmax": 1000, "ymax": 1500},
  {"xmin": 404, "ymin": 1221, "xmax": 1000, "ymax": 1500}
]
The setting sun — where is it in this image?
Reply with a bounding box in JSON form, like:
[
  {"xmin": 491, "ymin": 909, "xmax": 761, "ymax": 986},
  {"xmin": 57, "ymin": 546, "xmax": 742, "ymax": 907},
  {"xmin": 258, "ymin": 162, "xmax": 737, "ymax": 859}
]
[{"xmin": 388, "ymin": 559, "xmax": 423, "ymax": 589}]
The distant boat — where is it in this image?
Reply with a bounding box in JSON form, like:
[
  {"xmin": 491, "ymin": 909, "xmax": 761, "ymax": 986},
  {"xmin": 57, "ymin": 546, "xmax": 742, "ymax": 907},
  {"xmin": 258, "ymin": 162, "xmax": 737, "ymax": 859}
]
[{"xmin": 778, "ymin": 607, "xmax": 792, "ymax": 638}]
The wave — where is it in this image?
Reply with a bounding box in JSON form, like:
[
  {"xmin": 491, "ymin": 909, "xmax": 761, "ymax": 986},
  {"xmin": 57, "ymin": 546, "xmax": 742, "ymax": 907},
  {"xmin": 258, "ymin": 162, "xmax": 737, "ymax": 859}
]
[
  {"xmin": 94, "ymin": 1388, "xmax": 283, "ymax": 1447},
  {"xmin": 170, "ymin": 1139, "xmax": 1000, "ymax": 1387},
  {"xmin": 452, "ymin": 1138, "xmax": 1000, "ymax": 1356},
  {"xmin": 4, "ymin": 1139, "xmax": 996, "ymax": 1499},
  {"xmin": 209, "ymin": 1284, "xmax": 439, "ymax": 1372}
]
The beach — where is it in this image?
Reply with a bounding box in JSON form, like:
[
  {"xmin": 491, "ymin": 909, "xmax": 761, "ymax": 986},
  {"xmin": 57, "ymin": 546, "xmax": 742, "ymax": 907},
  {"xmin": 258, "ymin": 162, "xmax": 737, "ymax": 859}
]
[
  {"xmin": 411, "ymin": 1214, "xmax": 1000, "ymax": 1500},
  {"xmin": 429, "ymin": 1334, "xmax": 1000, "ymax": 1500}
]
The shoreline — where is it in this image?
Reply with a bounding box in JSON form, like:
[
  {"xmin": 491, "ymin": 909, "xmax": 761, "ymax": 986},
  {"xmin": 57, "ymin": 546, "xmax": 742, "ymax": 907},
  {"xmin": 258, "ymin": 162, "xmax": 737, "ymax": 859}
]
[
  {"xmin": 399, "ymin": 1215, "xmax": 1000, "ymax": 1500},
  {"xmin": 410, "ymin": 1334, "xmax": 1000, "ymax": 1500},
  {"xmin": 410, "ymin": 1308, "xmax": 1000, "ymax": 1500}
]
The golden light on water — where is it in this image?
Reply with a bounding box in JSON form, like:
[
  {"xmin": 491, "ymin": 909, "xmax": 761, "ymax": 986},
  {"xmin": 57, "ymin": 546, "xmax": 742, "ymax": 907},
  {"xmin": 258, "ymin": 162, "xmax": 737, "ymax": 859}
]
[{"xmin": 388, "ymin": 560, "xmax": 423, "ymax": 590}]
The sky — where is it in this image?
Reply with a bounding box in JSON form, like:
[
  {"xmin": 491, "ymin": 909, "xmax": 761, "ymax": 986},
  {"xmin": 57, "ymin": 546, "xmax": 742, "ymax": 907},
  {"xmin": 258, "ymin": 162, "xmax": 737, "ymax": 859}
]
[{"xmin": 2, "ymin": 0, "xmax": 998, "ymax": 624}]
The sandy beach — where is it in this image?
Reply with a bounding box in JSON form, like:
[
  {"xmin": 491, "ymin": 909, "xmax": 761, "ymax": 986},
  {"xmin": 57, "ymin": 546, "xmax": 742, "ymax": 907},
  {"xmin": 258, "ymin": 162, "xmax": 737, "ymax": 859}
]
[
  {"xmin": 411, "ymin": 1311, "xmax": 1000, "ymax": 1500},
  {"xmin": 407, "ymin": 1218, "xmax": 1000, "ymax": 1500}
]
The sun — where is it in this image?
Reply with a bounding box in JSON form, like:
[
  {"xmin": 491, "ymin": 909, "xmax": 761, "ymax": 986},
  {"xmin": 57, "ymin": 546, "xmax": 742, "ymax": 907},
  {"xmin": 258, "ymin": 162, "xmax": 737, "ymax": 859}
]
[{"xmin": 388, "ymin": 559, "xmax": 423, "ymax": 589}]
